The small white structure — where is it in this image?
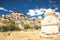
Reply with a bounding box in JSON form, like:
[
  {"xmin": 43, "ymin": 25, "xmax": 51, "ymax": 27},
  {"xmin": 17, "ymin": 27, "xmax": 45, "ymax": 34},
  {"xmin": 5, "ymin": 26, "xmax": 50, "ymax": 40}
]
[
  {"xmin": 41, "ymin": 9, "xmax": 59, "ymax": 34},
  {"xmin": 39, "ymin": 9, "xmax": 60, "ymax": 38}
]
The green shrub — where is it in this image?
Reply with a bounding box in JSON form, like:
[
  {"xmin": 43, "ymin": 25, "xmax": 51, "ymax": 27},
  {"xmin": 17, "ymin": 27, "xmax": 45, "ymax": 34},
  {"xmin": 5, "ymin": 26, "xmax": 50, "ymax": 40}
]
[
  {"xmin": 24, "ymin": 24, "xmax": 30, "ymax": 29},
  {"xmin": 0, "ymin": 24, "xmax": 21, "ymax": 32},
  {"xmin": 30, "ymin": 27, "xmax": 33, "ymax": 29},
  {"xmin": 39, "ymin": 26, "xmax": 41, "ymax": 29},
  {"xmin": 0, "ymin": 26, "xmax": 9, "ymax": 32},
  {"xmin": 9, "ymin": 24, "xmax": 20, "ymax": 31},
  {"xmin": 34, "ymin": 25, "xmax": 39, "ymax": 29}
]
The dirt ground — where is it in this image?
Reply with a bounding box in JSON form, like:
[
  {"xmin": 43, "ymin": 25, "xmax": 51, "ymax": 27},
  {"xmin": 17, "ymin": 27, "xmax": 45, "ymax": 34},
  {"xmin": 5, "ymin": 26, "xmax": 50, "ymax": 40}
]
[{"xmin": 0, "ymin": 30, "xmax": 60, "ymax": 40}]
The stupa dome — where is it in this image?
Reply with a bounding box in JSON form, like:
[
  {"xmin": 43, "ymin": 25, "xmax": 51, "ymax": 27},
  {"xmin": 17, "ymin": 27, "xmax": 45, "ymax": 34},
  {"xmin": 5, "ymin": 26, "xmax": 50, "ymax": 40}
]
[
  {"xmin": 44, "ymin": 9, "xmax": 58, "ymax": 17},
  {"xmin": 41, "ymin": 9, "xmax": 59, "ymax": 26},
  {"xmin": 41, "ymin": 16, "xmax": 59, "ymax": 26}
]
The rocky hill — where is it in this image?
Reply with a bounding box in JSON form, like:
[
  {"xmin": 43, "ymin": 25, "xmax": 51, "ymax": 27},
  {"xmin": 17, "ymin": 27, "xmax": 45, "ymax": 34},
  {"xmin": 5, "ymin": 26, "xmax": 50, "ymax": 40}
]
[{"xmin": 0, "ymin": 12, "xmax": 42, "ymax": 30}]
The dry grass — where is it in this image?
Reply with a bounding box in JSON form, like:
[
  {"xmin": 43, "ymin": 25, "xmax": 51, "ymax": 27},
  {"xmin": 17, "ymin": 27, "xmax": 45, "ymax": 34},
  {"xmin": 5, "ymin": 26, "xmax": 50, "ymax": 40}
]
[{"xmin": 0, "ymin": 30, "xmax": 60, "ymax": 40}]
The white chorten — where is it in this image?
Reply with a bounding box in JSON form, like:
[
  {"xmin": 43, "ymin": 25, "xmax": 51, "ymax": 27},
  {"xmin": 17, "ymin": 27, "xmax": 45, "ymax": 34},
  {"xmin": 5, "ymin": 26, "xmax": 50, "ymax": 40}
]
[{"xmin": 41, "ymin": 9, "xmax": 59, "ymax": 34}]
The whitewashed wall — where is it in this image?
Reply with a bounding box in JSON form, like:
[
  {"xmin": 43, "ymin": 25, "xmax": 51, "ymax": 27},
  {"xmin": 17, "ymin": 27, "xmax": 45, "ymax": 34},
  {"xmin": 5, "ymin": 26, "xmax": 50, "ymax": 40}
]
[{"xmin": 41, "ymin": 26, "xmax": 59, "ymax": 34}]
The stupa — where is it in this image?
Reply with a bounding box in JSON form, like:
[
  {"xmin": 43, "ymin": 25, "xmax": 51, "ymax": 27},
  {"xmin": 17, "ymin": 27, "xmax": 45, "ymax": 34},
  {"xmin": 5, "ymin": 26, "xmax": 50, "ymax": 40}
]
[{"xmin": 39, "ymin": 9, "xmax": 60, "ymax": 38}]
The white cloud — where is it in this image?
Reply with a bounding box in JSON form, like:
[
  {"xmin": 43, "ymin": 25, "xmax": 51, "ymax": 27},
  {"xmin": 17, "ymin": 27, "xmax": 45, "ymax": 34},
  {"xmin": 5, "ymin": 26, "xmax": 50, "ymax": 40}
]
[
  {"xmin": 9, "ymin": 10, "xmax": 13, "ymax": 12},
  {"xmin": 27, "ymin": 9, "xmax": 35, "ymax": 16},
  {"xmin": 54, "ymin": 7, "xmax": 58, "ymax": 11},
  {"xmin": 27, "ymin": 8, "xmax": 60, "ymax": 18},
  {"xmin": 35, "ymin": 9, "xmax": 44, "ymax": 15},
  {"xmin": 0, "ymin": 7, "xmax": 13, "ymax": 12},
  {"xmin": 45, "ymin": 8, "xmax": 54, "ymax": 13},
  {"xmin": 40, "ymin": 8, "xmax": 47, "ymax": 11},
  {"xmin": 0, "ymin": 7, "xmax": 7, "ymax": 10},
  {"xmin": 38, "ymin": 16, "xmax": 42, "ymax": 19},
  {"xmin": 27, "ymin": 8, "xmax": 47, "ymax": 16},
  {"xmin": 53, "ymin": 5, "xmax": 57, "ymax": 7}
]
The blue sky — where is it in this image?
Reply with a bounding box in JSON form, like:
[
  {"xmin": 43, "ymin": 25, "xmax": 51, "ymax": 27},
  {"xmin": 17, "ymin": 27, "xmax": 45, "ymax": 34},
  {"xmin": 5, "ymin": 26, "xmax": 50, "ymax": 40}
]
[{"xmin": 0, "ymin": 0, "xmax": 60, "ymax": 18}]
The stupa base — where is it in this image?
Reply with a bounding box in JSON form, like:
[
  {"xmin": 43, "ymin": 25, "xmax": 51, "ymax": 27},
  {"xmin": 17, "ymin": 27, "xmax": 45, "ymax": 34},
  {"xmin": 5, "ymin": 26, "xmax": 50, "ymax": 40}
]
[{"xmin": 39, "ymin": 32, "xmax": 60, "ymax": 38}]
